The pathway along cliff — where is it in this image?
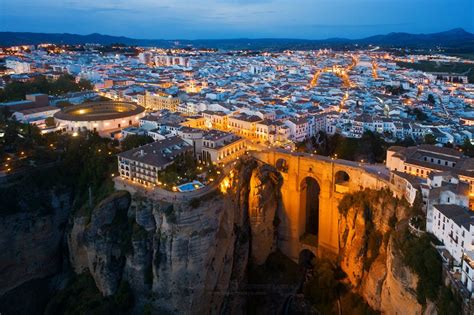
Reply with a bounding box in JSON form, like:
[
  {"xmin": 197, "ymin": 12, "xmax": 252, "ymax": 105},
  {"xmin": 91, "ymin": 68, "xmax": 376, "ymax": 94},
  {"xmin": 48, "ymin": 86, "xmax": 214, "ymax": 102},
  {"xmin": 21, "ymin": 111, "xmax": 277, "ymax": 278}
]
[{"xmin": 0, "ymin": 156, "xmax": 458, "ymax": 314}]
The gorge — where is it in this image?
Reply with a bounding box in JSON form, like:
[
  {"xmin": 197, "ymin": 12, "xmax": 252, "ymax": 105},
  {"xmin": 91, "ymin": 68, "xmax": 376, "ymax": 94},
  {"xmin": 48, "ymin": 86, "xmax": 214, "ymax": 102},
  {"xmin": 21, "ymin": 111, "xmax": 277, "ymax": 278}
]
[{"xmin": 0, "ymin": 153, "xmax": 443, "ymax": 314}]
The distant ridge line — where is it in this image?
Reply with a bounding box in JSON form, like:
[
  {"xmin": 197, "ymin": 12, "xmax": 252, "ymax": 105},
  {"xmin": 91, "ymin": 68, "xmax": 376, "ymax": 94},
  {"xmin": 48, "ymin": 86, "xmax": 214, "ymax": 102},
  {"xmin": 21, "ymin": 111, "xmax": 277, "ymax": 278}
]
[{"xmin": 0, "ymin": 28, "xmax": 473, "ymax": 50}]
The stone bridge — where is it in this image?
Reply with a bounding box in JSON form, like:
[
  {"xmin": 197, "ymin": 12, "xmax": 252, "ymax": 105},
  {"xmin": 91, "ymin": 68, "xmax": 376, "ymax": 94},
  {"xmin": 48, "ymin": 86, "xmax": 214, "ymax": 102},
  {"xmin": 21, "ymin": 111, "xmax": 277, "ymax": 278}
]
[{"xmin": 250, "ymin": 149, "xmax": 400, "ymax": 261}]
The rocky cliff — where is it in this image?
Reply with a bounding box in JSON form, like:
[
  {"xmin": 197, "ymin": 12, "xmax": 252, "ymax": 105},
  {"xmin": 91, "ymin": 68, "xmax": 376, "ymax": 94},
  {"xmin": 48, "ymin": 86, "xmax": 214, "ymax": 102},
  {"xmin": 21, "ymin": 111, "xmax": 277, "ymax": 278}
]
[
  {"xmin": 0, "ymin": 186, "xmax": 72, "ymax": 314},
  {"xmin": 66, "ymin": 157, "xmax": 283, "ymax": 314},
  {"xmin": 338, "ymin": 189, "xmax": 431, "ymax": 314},
  {"xmin": 1, "ymin": 156, "xmax": 442, "ymax": 314}
]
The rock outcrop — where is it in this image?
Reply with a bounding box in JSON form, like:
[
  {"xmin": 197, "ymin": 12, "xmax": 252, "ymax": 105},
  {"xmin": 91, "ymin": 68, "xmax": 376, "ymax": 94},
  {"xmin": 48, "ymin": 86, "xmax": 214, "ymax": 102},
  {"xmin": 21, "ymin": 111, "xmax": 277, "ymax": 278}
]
[
  {"xmin": 67, "ymin": 157, "xmax": 283, "ymax": 313},
  {"xmin": 68, "ymin": 190, "xmax": 132, "ymax": 296},
  {"xmin": 2, "ymin": 156, "xmax": 440, "ymax": 315},
  {"xmin": 0, "ymin": 189, "xmax": 72, "ymax": 296},
  {"xmin": 338, "ymin": 189, "xmax": 424, "ymax": 314},
  {"xmin": 248, "ymin": 164, "xmax": 283, "ymax": 265}
]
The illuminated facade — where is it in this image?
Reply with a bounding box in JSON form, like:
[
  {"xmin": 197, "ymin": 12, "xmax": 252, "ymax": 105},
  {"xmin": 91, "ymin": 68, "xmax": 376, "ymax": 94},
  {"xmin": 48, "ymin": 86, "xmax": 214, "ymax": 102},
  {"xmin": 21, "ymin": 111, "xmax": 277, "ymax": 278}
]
[
  {"xmin": 139, "ymin": 91, "xmax": 181, "ymax": 112},
  {"xmin": 197, "ymin": 130, "xmax": 247, "ymax": 164},
  {"xmin": 54, "ymin": 101, "xmax": 145, "ymax": 133}
]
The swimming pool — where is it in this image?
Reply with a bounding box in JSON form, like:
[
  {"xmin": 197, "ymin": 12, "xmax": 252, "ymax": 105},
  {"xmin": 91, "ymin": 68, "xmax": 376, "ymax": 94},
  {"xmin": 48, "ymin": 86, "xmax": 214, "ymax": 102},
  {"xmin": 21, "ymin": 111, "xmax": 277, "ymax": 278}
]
[{"xmin": 177, "ymin": 180, "xmax": 205, "ymax": 192}]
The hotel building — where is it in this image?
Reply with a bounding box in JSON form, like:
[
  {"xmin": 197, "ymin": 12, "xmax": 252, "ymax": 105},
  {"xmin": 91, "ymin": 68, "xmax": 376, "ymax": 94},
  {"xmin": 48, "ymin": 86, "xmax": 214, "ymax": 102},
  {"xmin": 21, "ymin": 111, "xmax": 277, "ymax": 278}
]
[{"xmin": 117, "ymin": 136, "xmax": 193, "ymax": 186}]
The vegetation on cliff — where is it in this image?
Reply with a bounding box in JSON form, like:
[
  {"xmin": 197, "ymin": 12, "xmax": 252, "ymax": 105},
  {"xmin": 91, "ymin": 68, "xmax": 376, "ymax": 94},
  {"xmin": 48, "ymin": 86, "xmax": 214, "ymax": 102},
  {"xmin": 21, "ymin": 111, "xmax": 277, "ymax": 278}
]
[
  {"xmin": 338, "ymin": 188, "xmax": 462, "ymax": 314},
  {"xmin": 246, "ymin": 251, "xmax": 301, "ymax": 314},
  {"xmin": 394, "ymin": 226, "xmax": 462, "ymax": 313},
  {"xmin": 394, "ymin": 228, "xmax": 441, "ymax": 303},
  {"xmin": 45, "ymin": 274, "xmax": 134, "ymax": 314},
  {"xmin": 304, "ymin": 257, "xmax": 379, "ymax": 315},
  {"xmin": 1, "ymin": 121, "xmax": 118, "ymax": 217}
]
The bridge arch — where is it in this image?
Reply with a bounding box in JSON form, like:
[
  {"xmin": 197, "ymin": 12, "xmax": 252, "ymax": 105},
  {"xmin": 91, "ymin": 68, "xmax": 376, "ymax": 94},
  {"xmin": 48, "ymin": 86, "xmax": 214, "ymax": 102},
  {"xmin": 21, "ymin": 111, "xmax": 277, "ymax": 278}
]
[
  {"xmin": 300, "ymin": 176, "xmax": 320, "ymax": 244},
  {"xmin": 335, "ymin": 170, "xmax": 350, "ymax": 185}
]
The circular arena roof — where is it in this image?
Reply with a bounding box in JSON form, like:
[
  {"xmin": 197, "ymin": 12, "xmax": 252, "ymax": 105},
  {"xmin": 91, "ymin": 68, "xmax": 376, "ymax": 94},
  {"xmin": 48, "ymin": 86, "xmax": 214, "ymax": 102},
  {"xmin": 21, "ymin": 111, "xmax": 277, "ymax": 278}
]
[{"xmin": 54, "ymin": 101, "xmax": 145, "ymax": 122}]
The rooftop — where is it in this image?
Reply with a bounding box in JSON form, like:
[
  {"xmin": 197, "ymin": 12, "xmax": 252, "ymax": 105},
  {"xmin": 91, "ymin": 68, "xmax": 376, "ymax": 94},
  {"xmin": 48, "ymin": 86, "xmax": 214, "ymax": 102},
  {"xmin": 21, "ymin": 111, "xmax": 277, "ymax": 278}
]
[{"xmin": 117, "ymin": 136, "xmax": 192, "ymax": 169}]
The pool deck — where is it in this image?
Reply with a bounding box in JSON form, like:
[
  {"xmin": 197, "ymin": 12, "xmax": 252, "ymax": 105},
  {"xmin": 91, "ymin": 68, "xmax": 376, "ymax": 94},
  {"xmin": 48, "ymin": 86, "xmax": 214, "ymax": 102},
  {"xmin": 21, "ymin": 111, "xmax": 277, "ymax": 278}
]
[{"xmin": 114, "ymin": 170, "xmax": 228, "ymax": 203}]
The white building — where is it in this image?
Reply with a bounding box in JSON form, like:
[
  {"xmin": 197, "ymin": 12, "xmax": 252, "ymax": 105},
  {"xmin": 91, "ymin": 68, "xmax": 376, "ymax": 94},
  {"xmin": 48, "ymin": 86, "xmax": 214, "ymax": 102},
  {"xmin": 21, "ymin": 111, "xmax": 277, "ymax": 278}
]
[
  {"xmin": 196, "ymin": 130, "xmax": 247, "ymax": 164},
  {"xmin": 431, "ymin": 204, "xmax": 474, "ymax": 265},
  {"xmin": 284, "ymin": 117, "xmax": 309, "ymax": 142},
  {"xmin": 461, "ymin": 251, "xmax": 474, "ymax": 296},
  {"xmin": 117, "ymin": 136, "xmax": 193, "ymax": 186},
  {"xmin": 12, "ymin": 106, "xmax": 60, "ymax": 125},
  {"xmin": 425, "ymin": 172, "xmax": 469, "ymax": 233},
  {"xmin": 6, "ymin": 59, "xmax": 32, "ymax": 74}
]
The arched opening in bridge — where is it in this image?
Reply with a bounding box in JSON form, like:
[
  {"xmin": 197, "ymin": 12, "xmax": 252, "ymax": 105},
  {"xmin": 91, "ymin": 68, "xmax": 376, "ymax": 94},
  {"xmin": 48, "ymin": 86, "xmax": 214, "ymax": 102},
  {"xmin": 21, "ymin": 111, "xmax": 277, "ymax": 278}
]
[
  {"xmin": 300, "ymin": 177, "xmax": 320, "ymax": 243},
  {"xmin": 334, "ymin": 170, "xmax": 350, "ymax": 193}
]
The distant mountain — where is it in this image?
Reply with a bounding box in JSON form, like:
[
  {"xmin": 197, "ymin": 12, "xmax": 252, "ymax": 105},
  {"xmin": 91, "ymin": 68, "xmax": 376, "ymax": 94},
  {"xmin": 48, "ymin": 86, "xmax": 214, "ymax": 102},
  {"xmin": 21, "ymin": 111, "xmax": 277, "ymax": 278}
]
[
  {"xmin": 358, "ymin": 28, "xmax": 474, "ymax": 46},
  {"xmin": 0, "ymin": 28, "xmax": 473, "ymax": 51}
]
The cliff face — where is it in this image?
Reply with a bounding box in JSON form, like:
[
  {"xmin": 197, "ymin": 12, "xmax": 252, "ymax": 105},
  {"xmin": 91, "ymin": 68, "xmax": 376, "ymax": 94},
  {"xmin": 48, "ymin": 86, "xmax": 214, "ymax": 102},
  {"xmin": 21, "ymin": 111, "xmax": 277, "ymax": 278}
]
[
  {"xmin": 248, "ymin": 164, "xmax": 283, "ymax": 265},
  {"xmin": 68, "ymin": 191, "xmax": 132, "ymax": 296},
  {"xmin": 1, "ymin": 156, "xmax": 435, "ymax": 315},
  {"xmin": 67, "ymin": 157, "xmax": 283, "ymax": 314},
  {"xmin": 0, "ymin": 188, "xmax": 72, "ymax": 297},
  {"xmin": 338, "ymin": 189, "xmax": 424, "ymax": 314}
]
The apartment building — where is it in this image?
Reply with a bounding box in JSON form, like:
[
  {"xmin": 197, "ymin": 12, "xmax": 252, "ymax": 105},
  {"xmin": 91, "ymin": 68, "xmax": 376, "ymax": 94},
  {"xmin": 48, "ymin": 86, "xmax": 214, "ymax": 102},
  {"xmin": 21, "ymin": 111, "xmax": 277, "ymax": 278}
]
[
  {"xmin": 462, "ymin": 252, "xmax": 474, "ymax": 296},
  {"xmin": 284, "ymin": 117, "xmax": 310, "ymax": 142},
  {"xmin": 228, "ymin": 113, "xmax": 262, "ymax": 138},
  {"xmin": 424, "ymin": 172, "xmax": 470, "ymax": 233},
  {"xmin": 202, "ymin": 110, "xmax": 229, "ymax": 130},
  {"xmin": 117, "ymin": 136, "xmax": 193, "ymax": 186},
  {"xmin": 386, "ymin": 145, "xmax": 474, "ymax": 202},
  {"xmin": 139, "ymin": 91, "xmax": 181, "ymax": 112},
  {"xmin": 197, "ymin": 130, "xmax": 247, "ymax": 164},
  {"xmin": 431, "ymin": 204, "xmax": 474, "ymax": 265}
]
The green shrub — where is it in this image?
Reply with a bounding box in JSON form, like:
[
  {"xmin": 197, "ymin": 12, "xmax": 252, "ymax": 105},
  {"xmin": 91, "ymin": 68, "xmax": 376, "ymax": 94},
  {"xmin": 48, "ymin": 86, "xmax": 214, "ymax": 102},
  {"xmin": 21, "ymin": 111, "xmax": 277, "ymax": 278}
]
[
  {"xmin": 114, "ymin": 281, "xmax": 134, "ymax": 310},
  {"xmin": 395, "ymin": 228, "xmax": 442, "ymax": 304}
]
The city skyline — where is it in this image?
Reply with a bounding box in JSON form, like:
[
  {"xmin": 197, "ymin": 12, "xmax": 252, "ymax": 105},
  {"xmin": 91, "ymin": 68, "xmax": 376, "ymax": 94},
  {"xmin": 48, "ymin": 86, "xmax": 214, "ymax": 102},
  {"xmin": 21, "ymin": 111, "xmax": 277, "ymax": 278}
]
[{"xmin": 1, "ymin": 0, "xmax": 473, "ymax": 40}]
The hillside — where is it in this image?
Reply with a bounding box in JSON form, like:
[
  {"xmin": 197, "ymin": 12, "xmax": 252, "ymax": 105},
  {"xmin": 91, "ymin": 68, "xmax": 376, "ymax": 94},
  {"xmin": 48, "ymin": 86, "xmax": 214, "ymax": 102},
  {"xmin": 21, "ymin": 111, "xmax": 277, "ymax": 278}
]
[{"xmin": 1, "ymin": 28, "xmax": 473, "ymax": 51}]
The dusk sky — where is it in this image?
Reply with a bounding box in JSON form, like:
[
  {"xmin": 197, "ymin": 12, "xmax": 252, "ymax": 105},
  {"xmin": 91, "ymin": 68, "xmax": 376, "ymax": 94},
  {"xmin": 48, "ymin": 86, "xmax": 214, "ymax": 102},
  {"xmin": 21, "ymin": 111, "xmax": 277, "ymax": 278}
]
[{"xmin": 1, "ymin": 0, "xmax": 473, "ymax": 39}]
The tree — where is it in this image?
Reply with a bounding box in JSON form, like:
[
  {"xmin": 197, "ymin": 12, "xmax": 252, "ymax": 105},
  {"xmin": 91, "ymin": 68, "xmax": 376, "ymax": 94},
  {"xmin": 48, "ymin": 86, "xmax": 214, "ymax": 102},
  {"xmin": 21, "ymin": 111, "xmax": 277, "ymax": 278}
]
[
  {"xmin": 411, "ymin": 191, "xmax": 424, "ymax": 217},
  {"xmin": 45, "ymin": 117, "xmax": 56, "ymax": 127},
  {"xmin": 413, "ymin": 108, "xmax": 428, "ymax": 121},
  {"xmin": 396, "ymin": 230, "xmax": 442, "ymax": 304},
  {"xmin": 461, "ymin": 138, "xmax": 474, "ymax": 157},
  {"xmin": 0, "ymin": 74, "xmax": 93, "ymax": 102},
  {"xmin": 120, "ymin": 134, "xmax": 154, "ymax": 151},
  {"xmin": 427, "ymin": 94, "xmax": 436, "ymax": 105},
  {"xmin": 304, "ymin": 258, "xmax": 339, "ymax": 307},
  {"xmin": 78, "ymin": 78, "xmax": 93, "ymax": 91},
  {"xmin": 424, "ymin": 134, "xmax": 437, "ymax": 145}
]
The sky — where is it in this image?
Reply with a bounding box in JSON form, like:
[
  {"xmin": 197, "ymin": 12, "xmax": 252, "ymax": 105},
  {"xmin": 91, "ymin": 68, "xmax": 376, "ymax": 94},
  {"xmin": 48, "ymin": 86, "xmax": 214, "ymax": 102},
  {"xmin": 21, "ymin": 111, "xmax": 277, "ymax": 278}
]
[{"xmin": 0, "ymin": 0, "xmax": 473, "ymax": 39}]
